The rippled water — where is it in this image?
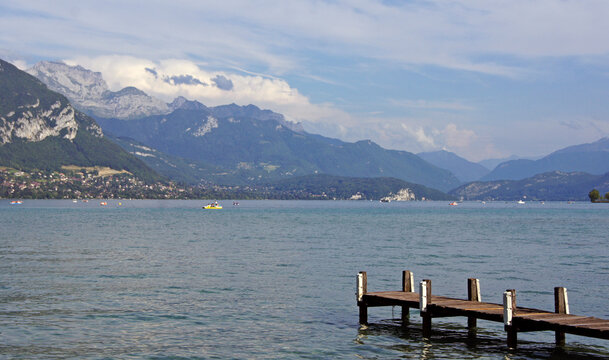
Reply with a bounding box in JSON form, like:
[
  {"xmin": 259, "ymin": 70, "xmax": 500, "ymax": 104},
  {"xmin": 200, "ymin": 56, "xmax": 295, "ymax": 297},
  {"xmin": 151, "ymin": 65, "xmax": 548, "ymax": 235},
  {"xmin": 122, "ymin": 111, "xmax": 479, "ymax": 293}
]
[{"xmin": 1, "ymin": 200, "xmax": 608, "ymax": 359}]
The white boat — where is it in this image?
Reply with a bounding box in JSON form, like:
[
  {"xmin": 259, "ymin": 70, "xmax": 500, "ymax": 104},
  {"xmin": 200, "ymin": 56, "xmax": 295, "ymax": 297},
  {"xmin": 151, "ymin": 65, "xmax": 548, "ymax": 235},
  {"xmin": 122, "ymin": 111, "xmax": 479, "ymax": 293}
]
[{"xmin": 517, "ymin": 200, "xmax": 525, "ymax": 204}]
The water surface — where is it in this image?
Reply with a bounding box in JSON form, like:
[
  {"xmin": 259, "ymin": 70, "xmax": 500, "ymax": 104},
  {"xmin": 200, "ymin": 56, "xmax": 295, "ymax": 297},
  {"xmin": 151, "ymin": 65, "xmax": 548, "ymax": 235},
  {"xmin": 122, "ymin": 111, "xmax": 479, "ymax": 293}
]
[{"xmin": 1, "ymin": 200, "xmax": 608, "ymax": 359}]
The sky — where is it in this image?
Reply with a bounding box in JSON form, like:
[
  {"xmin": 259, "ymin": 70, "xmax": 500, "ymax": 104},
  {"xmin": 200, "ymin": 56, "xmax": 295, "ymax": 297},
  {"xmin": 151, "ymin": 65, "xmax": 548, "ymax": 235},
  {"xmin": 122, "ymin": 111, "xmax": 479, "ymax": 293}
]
[{"xmin": 1, "ymin": 0, "xmax": 609, "ymax": 162}]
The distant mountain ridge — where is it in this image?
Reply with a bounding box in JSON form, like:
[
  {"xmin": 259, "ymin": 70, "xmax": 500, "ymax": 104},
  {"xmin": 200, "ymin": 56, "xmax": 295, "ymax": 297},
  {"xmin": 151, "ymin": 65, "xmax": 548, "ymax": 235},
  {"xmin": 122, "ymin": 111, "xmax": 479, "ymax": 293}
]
[
  {"xmin": 417, "ymin": 150, "xmax": 489, "ymax": 182},
  {"xmin": 0, "ymin": 58, "xmax": 161, "ymax": 182},
  {"xmin": 450, "ymin": 170, "xmax": 609, "ymax": 201},
  {"xmin": 28, "ymin": 60, "xmax": 461, "ymax": 191},
  {"xmin": 98, "ymin": 106, "xmax": 461, "ymax": 190},
  {"xmin": 480, "ymin": 137, "xmax": 609, "ymax": 181}
]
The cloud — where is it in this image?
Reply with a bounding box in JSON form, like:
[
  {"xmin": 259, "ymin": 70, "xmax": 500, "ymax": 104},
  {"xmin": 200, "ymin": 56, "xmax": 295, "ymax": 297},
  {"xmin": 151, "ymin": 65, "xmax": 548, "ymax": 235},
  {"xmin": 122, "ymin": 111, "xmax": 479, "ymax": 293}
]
[
  {"xmin": 211, "ymin": 75, "xmax": 233, "ymax": 91},
  {"xmin": 163, "ymin": 74, "xmax": 207, "ymax": 86},
  {"xmin": 4, "ymin": 1, "xmax": 609, "ymax": 77},
  {"xmin": 442, "ymin": 123, "xmax": 477, "ymax": 149},
  {"xmin": 64, "ymin": 55, "xmax": 346, "ymax": 125},
  {"xmin": 144, "ymin": 67, "xmax": 157, "ymax": 77},
  {"xmin": 401, "ymin": 124, "xmax": 437, "ymax": 149}
]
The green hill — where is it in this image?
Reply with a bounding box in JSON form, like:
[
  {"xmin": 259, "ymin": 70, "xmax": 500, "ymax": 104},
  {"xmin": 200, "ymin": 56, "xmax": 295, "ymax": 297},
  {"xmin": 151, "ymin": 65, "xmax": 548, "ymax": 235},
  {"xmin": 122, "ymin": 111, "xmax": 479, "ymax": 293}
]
[
  {"xmin": 0, "ymin": 59, "xmax": 162, "ymax": 183},
  {"xmin": 97, "ymin": 104, "xmax": 460, "ymax": 191},
  {"xmin": 450, "ymin": 171, "xmax": 609, "ymax": 201},
  {"xmin": 267, "ymin": 174, "xmax": 453, "ymax": 200}
]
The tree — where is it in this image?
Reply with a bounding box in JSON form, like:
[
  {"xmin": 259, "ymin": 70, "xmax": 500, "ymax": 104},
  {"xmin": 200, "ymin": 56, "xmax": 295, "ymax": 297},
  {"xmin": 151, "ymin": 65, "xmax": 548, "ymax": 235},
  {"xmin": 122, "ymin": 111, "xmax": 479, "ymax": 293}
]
[
  {"xmin": 605, "ymin": 192, "xmax": 609, "ymax": 201},
  {"xmin": 589, "ymin": 189, "xmax": 600, "ymax": 202}
]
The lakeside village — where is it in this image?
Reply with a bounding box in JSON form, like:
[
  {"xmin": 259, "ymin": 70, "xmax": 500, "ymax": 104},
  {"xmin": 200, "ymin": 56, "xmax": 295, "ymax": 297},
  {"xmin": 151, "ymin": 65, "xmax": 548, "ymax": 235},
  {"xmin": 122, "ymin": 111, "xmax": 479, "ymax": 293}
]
[
  {"xmin": 0, "ymin": 166, "xmax": 278, "ymax": 200},
  {"xmin": 0, "ymin": 166, "xmax": 407, "ymax": 201}
]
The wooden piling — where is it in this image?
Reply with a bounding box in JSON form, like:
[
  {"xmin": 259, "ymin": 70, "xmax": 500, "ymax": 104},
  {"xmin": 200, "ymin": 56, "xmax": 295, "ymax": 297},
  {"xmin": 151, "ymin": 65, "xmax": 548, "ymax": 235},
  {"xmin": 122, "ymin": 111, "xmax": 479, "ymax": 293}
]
[
  {"xmin": 467, "ymin": 278, "xmax": 481, "ymax": 329},
  {"xmin": 401, "ymin": 270, "xmax": 414, "ymax": 325},
  {"xmin": 503, "ymin": 289, "xmax": 517, "ymax": 348},
  {"xmin": 554, "ymin": 287, "xmax": 569, "ymax": 346},
  {"xmin": 357, "ymin": 272, "xmax": 368, "ymax": 325},
  {"xmin": 420, "ymin": 279, "xmax": 432, "ymax": 337}
]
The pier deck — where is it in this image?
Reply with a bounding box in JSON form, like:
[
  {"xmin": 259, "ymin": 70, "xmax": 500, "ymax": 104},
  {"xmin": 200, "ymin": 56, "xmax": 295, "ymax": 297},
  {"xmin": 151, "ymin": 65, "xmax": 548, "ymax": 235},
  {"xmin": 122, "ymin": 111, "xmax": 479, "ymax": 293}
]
[{"xmin": 357, "ymin": 271, "xmax": 609, "ymax": 348}]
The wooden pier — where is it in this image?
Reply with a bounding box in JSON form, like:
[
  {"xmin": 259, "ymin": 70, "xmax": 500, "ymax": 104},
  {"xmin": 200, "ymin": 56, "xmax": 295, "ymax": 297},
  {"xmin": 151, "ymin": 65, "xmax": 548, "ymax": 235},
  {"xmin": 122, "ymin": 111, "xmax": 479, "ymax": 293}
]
[{"xmin": 357, "ymin": 271, "xmax": 609, "ymax": 348}]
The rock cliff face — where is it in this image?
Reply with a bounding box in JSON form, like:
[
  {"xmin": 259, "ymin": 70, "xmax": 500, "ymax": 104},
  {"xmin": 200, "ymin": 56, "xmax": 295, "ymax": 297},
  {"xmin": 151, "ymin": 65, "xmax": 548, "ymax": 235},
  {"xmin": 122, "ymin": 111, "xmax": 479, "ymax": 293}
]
[
  {"xmin": 1, "ymin": 60, "xmax": 104, "ymax": 144},
  {"xmin": 27, "ymin": 61, "xmax": 169, "ymax": 119}
]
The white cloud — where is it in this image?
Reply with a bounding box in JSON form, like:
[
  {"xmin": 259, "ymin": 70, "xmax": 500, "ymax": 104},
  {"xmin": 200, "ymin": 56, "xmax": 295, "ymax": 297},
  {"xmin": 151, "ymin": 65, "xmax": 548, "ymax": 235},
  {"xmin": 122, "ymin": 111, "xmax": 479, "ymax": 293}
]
[
  {"xmin": 64, "ymin": 55, "xmax": 349, "ymax": 125},
  {"xmin": 442, "ymin": 123, "xmax": 477, "ymax": 149},
  {"xmin": 4, "ymin": 1, "xmax": 609, "ymax": 77},
  {"xmin": 400, "ymin": 124, "xmax": 437, "ymax": 149}
]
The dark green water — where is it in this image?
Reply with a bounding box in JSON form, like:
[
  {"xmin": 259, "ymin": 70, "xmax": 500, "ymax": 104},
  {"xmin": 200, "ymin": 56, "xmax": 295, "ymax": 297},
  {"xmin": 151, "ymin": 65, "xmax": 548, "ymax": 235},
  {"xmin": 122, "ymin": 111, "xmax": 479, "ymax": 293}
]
[{"xmin": 1, "ymin": 200, "xmax": 608, "ymax": 359}]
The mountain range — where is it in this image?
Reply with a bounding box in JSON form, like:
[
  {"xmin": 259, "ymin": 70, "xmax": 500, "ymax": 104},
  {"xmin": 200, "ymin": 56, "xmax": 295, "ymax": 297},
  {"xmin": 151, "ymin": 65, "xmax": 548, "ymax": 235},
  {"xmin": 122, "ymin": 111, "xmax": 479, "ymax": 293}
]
[
  {"xmin": 27, "ymin": 61, "xmax": 461, "ymax": 192},
  {"xmin": 480, "ymin": 138, "xmax": 609, "ymax": 181},
  {"xmin": 450, "ymin": 170, "xmax": 609, "ymax": 201},
  {"xmin": 16, "ymin": 59, "xmax": 609, "ymax": 200},
  {"xmin": 417, "ymin": 150, "xmax": 490, "ymax": 182},
  {"xmin": 0, "ymin": 59, "xmax": 160, "ymax": 182}
]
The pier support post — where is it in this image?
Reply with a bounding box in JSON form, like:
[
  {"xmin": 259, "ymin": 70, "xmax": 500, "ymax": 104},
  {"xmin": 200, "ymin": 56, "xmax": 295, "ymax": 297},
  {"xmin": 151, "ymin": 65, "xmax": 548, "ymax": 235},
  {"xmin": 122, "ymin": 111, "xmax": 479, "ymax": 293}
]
[
  {"xmin": 467, "ymin": 278, "xmax": 481, "ymax": 340},
  {"xmin": 357, "ymin": 272, "xmax": 368, "ymax": 325},
  {"xmin": 503, "ymin": 289, "xmax": 517, "ymax": 348},
  {"xmin": 420, "ymin": 279, "xmax": 432, "ymax": 337},
  {"xmin": 402, "ymin": 270, "xmax": 414, "ymax": 325},
  {"xmin": 467, "ymin": 278, "xmax": 481, "ymax": 329},
  {"xmin": 554, "ymin": 287, "xmax": 569, "ymax": 346}
]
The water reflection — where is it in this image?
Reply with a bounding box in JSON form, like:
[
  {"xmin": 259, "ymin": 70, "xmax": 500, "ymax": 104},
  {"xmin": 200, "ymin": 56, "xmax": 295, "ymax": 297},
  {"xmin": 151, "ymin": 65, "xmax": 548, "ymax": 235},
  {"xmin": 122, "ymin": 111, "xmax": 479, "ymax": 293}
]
[{"xmin": 356, "ymin": 319, "xmax": 609, "ymax": 359}]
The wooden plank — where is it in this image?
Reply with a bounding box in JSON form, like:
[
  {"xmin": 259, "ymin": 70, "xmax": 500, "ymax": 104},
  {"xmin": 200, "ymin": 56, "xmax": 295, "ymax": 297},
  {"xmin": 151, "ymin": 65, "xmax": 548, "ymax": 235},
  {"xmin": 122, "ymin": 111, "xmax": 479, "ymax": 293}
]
[
  {"xmin": 550, "ymin": 317, "xmax": 606, "ymax": 325},
  {"xmin": 517, "ymin": 311, "xmax": 554, "ymax": 317}
]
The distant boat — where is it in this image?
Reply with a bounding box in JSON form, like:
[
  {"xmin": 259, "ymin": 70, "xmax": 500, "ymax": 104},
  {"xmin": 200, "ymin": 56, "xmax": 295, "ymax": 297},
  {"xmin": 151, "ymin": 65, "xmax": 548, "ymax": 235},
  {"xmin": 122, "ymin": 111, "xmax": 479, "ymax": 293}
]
[
  {"xmin": 517, "ymin": 200, "xmax": 525, "ymax": 204},
  {"xmin": 72, "ymin": 199, "xmax": 78, "ymax": 203},
  {"xmin": 380, "ymin": 198, "xmax": 390, "ymax": 203},
  {"xmin": 449, "ymin": 202, "xmax": 458, "ymax": 206},
  {"xmin": 100, "ymin": 201, "xmax": 108, "ymax": 206},
  {"xmin": 10, "ymin": 200, "xmax": 23, "ymax": 205}
]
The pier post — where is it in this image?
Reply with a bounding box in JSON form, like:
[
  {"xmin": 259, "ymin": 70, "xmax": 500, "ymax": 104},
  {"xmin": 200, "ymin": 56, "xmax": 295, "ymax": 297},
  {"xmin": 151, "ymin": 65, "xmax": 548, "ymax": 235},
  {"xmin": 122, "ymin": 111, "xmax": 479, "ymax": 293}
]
[
  {"xmin": 420, "ymin": 279, "xmax": 432, "ymax": 337},
  {"xmin": 467, "ymin": 278, "xmax": 481, "ymax": 338},
  {"xmin": 503, "ymin": 289, "xmax": 517, "ymax": 348},
  {"xmin": 357, "ymin": 272, "xmax": 368, "ymax": 325},
  {"xmin": 554, "ymin": 287, "xmax": 569, "ymax": 346},
  {"xmin": 401, "ymin": 270, "xmax": 414, "ymax": 325}
]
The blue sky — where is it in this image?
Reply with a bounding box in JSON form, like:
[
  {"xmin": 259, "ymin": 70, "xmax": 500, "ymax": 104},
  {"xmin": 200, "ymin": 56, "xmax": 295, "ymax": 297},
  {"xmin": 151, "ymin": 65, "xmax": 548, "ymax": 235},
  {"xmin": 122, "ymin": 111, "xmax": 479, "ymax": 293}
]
[{"xmin": 1, "ymin": 0, "xmax": 609, "ymax": 161}]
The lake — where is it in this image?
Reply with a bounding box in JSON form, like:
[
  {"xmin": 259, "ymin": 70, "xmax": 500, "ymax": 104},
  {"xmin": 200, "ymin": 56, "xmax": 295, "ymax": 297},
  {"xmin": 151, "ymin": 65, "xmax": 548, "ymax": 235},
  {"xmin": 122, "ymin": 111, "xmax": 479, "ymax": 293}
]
[{"xmin": 1, "ymin": 200, "xmax": 608, "ymax": 359}]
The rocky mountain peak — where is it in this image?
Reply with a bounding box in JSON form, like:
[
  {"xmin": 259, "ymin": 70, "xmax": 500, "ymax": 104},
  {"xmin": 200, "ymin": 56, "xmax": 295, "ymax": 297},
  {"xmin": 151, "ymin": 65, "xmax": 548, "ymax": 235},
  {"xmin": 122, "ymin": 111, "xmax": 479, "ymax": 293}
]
[
  {"xmin": 27, "ymin": 61, "xmax": 108, "ymax": 102},
  {"xmin": 169, "ymin": 96, "xmax": 209, "ymax": 111},
  {"xmin": 28, "ymin": 61, "xmax": 169, "ymax": 120}
]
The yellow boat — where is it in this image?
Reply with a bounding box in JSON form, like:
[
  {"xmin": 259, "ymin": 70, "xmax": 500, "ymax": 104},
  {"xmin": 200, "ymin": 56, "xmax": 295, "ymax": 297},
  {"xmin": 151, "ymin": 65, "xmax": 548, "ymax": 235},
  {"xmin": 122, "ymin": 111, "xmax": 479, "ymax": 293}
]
[{"xmin": 203, "ymin": 202, "xmax": 222, "ymax": 209}]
